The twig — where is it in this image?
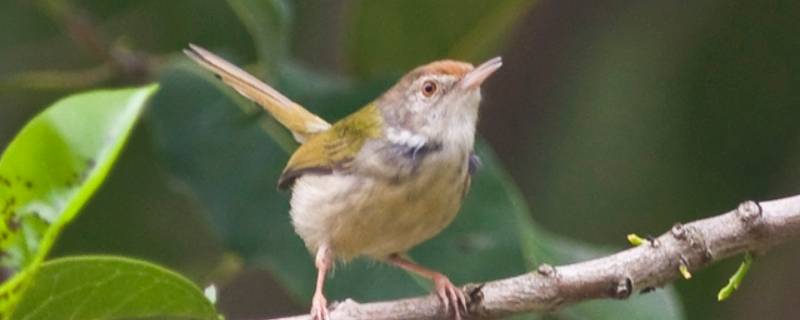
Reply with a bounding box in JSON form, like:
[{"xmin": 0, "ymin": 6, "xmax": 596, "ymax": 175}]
[
  {"xmin": 30, "ymin": 0, "xmax": 153, "ymax": 85},
  {"xmin": 267, "ymin": 195, "xmax": 800, "ymax": 320}
]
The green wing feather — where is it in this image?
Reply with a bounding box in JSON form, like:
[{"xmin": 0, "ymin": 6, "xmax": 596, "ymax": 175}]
[{"xmin": 278, "ymin": 103, "xmax": 382, "ymax": 189}]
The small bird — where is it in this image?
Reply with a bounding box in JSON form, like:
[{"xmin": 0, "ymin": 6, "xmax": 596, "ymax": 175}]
[{"xmin": 185, "ymin": 44, "xmax": 501, "ymax": 320}]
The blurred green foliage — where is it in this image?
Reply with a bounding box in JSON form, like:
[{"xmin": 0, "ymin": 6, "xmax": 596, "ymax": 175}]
[
  {"xmin": 13, "ymin": 256, "xmax": 217, "ymax": 320},
  {"xmin": 0, "ymin": 86, "xmax": 156, "ymax": 317},
  {"xmin": 1, "ymin": 0, "xmax": 799, "ymax": 319},
  {"xmin": 347, "ymin": 0, "xmax": 535, "ymax": 77}
]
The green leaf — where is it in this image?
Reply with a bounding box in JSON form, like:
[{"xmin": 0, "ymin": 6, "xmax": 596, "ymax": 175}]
[
  {"xmin": 11, "ymin": 256, "xmax": 218, "ymax": 320},
  {"xmin": 346, "ymin": 0, "xmax": 537, "ymax": 78},
  {"xmin": 0, "ymin": 85, "xmax": 158, "ymax": 318}
]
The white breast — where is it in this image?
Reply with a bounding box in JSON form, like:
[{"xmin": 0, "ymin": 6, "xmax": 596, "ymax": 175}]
[{"xmin": 289, "ymin": 147, "xmax": 469, "ymax": 261}]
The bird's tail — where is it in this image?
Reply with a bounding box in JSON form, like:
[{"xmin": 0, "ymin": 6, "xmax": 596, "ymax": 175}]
[{"xmin": 184, "ymin": 44, "xmax": 331, "ymax": 143}]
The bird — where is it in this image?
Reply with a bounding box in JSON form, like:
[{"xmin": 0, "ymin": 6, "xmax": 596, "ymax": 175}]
[{"xmin": 184, "ymin": 44, "xmax": 501, "ymax": 320}]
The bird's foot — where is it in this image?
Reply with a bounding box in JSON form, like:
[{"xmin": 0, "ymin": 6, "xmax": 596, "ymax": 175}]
[
  {"xmin": 433, "ymin": 273, "xmax": 467, "ymax": 320},
  {"xmin": 310, "ymin": 292, "xmax": 329, "ymax": 320}
]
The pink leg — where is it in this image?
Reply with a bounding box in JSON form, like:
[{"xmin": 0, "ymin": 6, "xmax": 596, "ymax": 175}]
[
  {"xmin": 388, "ymin": 254, "xmax": 467, "ymax": 320},
  {"xmin": 311, "ymin": 244, "xmax": 332, "ymax": 320}
]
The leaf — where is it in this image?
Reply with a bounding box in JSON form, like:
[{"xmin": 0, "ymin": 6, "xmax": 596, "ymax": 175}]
[
  {"xmin": 0, "ymin": 85, "xmax": 158, "ymax": 318},
  {"xmin": 11, "ymin": 256, "xmax": 218, "ymax": 320},
  {"xmin": 346, "ymin": 0, "xmax": 536, "ymax": 77}
]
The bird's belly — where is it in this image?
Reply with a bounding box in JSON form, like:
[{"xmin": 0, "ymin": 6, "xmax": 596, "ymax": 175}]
[{"xmin": 290, "ymin": 165, "xmax": 467, "ymax": 260}]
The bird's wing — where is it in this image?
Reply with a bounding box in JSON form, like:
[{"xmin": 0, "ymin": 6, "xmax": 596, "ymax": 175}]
[
  {"xmin": 184, "ymin": 44, "xmax": 331, "ymax": 143},
  {"xmin": 278, "ymin": 104, "xmax": 383, "ymax": 189}
]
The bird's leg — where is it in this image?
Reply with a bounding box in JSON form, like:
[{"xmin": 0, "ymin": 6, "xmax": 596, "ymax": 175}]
[
  {"xmin": 388, "ymin": 253, "xmax": 467, "ymax": 320},
  {"xmin": 311, "ymin": 244, "xmax": 332, "ymax": 320}
]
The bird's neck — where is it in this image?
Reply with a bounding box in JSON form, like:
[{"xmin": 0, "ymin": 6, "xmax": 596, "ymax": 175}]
[{"xmin": 378, "ymin": 90, "xmax": 481, "ymax": 156}]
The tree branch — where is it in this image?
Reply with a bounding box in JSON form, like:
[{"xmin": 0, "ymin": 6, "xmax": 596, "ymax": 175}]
[{"xmin": 269, "ymin": 195, "xmax": 800, "ymax": 320}]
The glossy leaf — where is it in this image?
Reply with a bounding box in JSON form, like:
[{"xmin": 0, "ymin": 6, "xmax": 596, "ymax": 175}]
[
  {"xmin": 11, "ymin": 256, "xmax": 218, "ymax": 320},
  {"xmin": 346, "ymin": 0, "xmax": 536, "ymax": 77},
  {"xmin": 0, "ymin": 85, "xmax": 158, "ymax": 318}
]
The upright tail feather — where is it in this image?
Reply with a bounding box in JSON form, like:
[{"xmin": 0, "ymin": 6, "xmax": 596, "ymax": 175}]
[{"xmin": 184, "ymin": 44, "xmax": 331, "ymax": 143}]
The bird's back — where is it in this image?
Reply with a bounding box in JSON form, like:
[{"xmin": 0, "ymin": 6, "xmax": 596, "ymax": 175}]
[{"xmin": 278, "ymin": 103, "xmax": 383, "ymax": 189}]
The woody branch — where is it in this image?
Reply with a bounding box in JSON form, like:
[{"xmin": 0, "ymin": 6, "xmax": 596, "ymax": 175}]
[{"xmin": 268, "ymin": 194, "xmax": 800, "ymax": 320}]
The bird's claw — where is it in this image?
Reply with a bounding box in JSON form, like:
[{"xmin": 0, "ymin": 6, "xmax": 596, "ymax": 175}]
[
  {"xmin": 311, "ymin": 292, "xmax": 330, "ymax": 320},
  {"xmin": 434, "ymin": 274, "xmax": 468, "ymax": 320}
]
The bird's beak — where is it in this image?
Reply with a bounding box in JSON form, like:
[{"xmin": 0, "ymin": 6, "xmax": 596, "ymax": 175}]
[{"xmin": 460, "ymin": 56, "xmax": 503, "ymax": 90}]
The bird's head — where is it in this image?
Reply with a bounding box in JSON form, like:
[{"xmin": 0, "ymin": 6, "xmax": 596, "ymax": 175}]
[{"xmin": 376, "ymin": 57, "xmax": 502, "ymax": 149}]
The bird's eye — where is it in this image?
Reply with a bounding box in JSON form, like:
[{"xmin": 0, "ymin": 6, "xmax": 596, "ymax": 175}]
[{"xmin": 421, "ymin": 80, "xmax": 438, "ymax": 97}]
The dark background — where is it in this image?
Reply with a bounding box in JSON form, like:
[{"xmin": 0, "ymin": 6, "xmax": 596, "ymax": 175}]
[{"xmin": 1, "ymin": 1, "xmax": 799, "ymax": 319}]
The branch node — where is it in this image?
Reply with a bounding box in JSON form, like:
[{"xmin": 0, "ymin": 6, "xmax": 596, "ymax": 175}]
[
  {"xmin": 703, "ymin": 248, "xmax": 714, "ymax": 263},
  {"xmin": 536, "ymin": 264, "xmax": 557, "ymax": 277},
  {"xmin": 464, "ymin": 283, "xmax": 485, "ymax": 313},
  {"xmin": 681, "ymin": 224, "xmax": 709, "ymax": 254},
  {"xmin": 671, "ymin": 223, "xmax": 686, "ymax": 240},
  {"xmin": 548, "ymin": 297, "xmax": 567, "ymax": 312},
  {"xmin": 639, "ymin": 286, "xmax": 656, "ymax": 295},
  {"xmin": 737, "ymin": 200, "xmax": 762, "ymax": 224},
  {"xmin": 679, "ymin": 255, "xmax": 689, "ymax": 267},
  {"xmin": 646, "ymin": 235, "xmax": 660, "ymax": 248},
  {"xmin": 678, "ymin": 255, "xmax": 692, "ymax": 279},
  {"xmin": 611, "ymin": 277, "xmax": 633, "ymax": 299}
]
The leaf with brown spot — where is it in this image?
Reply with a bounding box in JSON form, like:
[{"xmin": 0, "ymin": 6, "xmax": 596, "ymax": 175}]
[{"xmin": 0, "ymin": 85, "xmax": 157, "ymax": 318}]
